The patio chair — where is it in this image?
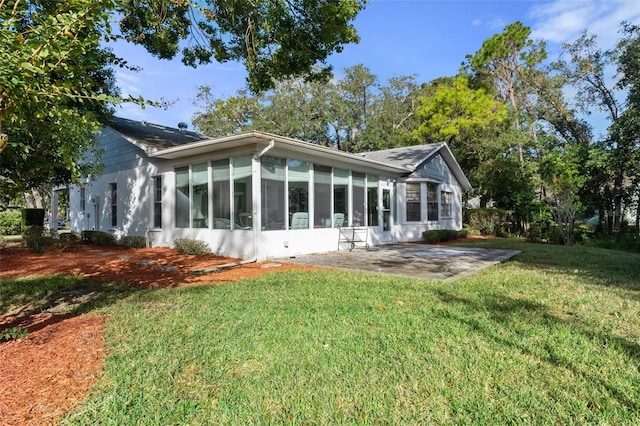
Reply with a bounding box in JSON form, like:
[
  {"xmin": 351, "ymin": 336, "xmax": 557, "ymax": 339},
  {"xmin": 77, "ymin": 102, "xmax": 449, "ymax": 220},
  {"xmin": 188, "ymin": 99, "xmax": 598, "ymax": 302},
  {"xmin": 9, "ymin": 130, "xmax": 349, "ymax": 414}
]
[
  {"xmin": 333, "ymin": 212, "xmax": 345, "ymax": 227},
  {"xmin": 290, "ymin": 212, "xmax": 309, "ymax": 229}
]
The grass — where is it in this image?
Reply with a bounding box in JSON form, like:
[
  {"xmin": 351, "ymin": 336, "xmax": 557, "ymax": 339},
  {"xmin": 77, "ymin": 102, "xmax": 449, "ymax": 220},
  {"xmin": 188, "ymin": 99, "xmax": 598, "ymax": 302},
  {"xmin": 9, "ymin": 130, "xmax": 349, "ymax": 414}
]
[{"xmin": 45, "ymin": 239, "xmax": 640, "ymax": 425}]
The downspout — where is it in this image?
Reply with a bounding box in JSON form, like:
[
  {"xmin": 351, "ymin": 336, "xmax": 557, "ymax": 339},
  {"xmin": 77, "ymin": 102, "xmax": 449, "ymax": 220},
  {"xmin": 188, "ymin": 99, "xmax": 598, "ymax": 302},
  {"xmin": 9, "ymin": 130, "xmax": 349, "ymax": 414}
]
[{"xmin": 251, "ymin": 140, "xmax": 276, "ymax": 261}]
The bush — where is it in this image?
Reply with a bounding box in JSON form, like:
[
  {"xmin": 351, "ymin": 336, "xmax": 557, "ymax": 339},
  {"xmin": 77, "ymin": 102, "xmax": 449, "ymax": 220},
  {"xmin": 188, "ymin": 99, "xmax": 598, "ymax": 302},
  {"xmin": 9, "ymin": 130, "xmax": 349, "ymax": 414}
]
[
  {"xmin": 0, "ymin": 209, "xmax": 22, "ymax": 235},
  {"xmin": 422, "ymin": 229, "xmax": 468, "ymax": 244},
  {"xmin": 81, "ymin": 230, "xmax": 115, "ymax": 246},
  {"xmin": 120, "ymin": 235, "xmax": 148, "ymax": 248},
  {"xmin": 59, "ymin": 232, "xmax": 80, "ymax": 243},
  {"xmin": 22, "ymin": 208, "xmax": 45, "ymax": 227},
  {"xmin": 23, "ymin": 225, "xmax": 47, "ymax": 254},
  {"xmin": 173, "ymin": 238, "xmax": 210, "ymax": 255},
  {"xmin": 465, "ymin": 208, "xmax": 512, "ymax": 236}
]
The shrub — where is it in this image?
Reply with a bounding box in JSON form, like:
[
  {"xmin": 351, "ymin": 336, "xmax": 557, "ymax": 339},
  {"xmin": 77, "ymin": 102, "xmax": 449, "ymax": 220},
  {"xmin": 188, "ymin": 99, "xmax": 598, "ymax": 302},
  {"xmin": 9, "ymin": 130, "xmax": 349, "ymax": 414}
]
[
  {"xmin": 81, "ymin": 230, "xmax": 115, "ymax": 246},
  {"xmin": 22, "ymin": 208, "xmax": 45, "ymax": 227},
  {"xmin": 0, "ymin": 209, "xmax": 22, "ymax": 235},
  {"xmin": 422, "ymin": 229, "xmax": 468, "ymax": 244},
  {"xmin": 465, "ymin": 208, "xmax": 512, "ymax": 236},
  {"xmin": 59, "ymin": 232, "xmax": 80, "ymax": 243},
  {"xmin": 23, "ymin": 225, "xmax": 47, "ymax": 254},
  {"xmin": 121, "ymin": 235, "xmax": 148, "ymax": 248},
  {"xmin": 174, "ymin": 238, "xmax": 210, "ymax": 255}
]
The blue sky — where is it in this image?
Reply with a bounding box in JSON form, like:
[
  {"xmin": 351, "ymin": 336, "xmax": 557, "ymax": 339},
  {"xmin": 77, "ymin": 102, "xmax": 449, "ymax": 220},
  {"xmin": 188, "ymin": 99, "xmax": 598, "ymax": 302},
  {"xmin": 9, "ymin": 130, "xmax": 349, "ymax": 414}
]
[{"xmin": 109, "ymin": 0, "xmax": 640, "ymax": 136}]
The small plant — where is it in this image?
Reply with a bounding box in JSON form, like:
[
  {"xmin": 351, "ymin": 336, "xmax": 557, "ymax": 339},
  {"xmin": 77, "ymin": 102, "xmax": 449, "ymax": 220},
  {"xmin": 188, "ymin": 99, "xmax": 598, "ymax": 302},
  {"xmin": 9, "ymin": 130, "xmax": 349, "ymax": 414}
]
[
  {"xmin": 1, "ymin": 326, "xmax": 29, "ymax": 342},
  {"xmin": 173, "ymin": 238, "xmax": 210, "ymax": 255},
  {"xmin": 81, "ymin": 230, "xmax": 115, "ymax": 246},
  {"xmin": 422, "ymin": 229, "xmax": 468, "ymax": 244},
  {"xmin": 120, "ymin": 235, "xmax": 148, "ymax": 248}
]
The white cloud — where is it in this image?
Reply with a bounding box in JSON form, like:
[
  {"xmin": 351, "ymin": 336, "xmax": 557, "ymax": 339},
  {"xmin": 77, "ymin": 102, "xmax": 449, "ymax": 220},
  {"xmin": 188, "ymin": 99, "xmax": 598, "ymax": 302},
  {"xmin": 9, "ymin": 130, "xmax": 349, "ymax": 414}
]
[
  {"xmin": 472, "ymin": 18, "xmax": 482, "ymax": 26},
  {"xmin": 530, "ymin": 0, "xmax": 640, "ymax": 49},
  {"xmin": 115, "ymin": 70, "xmax": 142, "ymax": 98}
]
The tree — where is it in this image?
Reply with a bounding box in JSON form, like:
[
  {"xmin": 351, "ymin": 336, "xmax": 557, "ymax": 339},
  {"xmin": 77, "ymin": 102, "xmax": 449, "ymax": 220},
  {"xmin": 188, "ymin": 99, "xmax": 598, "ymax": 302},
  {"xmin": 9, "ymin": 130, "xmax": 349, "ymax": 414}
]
[
  {"xmin": 554, "ymin": 29, "xmax": 631, "ymax": 233},
  {"xmin": 612, "ymin": 22, "xmax": 640, "ymax": 232},
  {"xmin": 465, "ymin": 21, "xmax": 547, "ymax": 171},
  {"xmin": 117, "ymin": 0, "xmax": 367, "ymax": 91},
  {"xmin": 0, "ymin": 0, "xmax": 121, "ymax": 203},
  {"xmin": 413, "ymin": 75, "xmax": 508, "ymax": 201},
  {"xmin": 539, "ymin": 147, "xmax": 585, "ymax": 245}
]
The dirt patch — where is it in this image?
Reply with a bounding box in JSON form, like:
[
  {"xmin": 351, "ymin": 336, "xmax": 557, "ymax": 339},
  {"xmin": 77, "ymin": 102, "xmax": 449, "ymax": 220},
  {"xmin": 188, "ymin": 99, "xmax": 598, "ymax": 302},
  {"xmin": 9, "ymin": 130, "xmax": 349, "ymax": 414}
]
[{"xmin": 0, "ymin": 243, "xmax": 316, "ymax": 425}]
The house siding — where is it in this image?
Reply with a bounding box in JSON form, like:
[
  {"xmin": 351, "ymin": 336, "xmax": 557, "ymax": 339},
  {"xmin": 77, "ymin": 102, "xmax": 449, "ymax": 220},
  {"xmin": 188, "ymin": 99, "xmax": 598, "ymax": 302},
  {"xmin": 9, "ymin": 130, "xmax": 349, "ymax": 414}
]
[{"xmin": 68, "ymin": 123, "xmax": 471, "ymax": 261}]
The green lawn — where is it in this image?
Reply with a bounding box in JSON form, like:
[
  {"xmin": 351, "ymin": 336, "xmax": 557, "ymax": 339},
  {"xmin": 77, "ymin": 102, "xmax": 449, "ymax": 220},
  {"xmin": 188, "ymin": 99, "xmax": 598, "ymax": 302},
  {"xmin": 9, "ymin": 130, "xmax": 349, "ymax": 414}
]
[{"xmin": 3, "ymin": 239, "xmax": 639, "ymax": 424}]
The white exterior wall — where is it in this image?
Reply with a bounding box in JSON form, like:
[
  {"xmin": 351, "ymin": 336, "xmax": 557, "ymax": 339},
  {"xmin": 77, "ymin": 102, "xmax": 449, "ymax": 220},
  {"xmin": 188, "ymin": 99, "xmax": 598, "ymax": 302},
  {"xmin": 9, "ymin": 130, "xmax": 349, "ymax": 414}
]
[{"xmin": 69, "ymin": 127, "xmax": 470, "ymax": 261}]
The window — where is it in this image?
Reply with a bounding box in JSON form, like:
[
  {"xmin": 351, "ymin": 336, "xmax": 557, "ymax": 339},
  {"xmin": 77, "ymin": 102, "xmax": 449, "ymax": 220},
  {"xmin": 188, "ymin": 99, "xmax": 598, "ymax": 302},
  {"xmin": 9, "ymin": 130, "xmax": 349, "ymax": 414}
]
[
  {"xmin": 288, "ymin": 159, "xmax": 309, "ymax": 229},
  {"xmin": 314, "ymin": 165, "xmax": 332, "ymax": 228},
  {"xmin": 233, "ymin": 155, "xmax": 253, "ymax": 230},
  {"xmin": 333, "ymin": 169, "xmax": 349, "ymax": 227},
  {"xmin": 191, "ymin": 163, "xmax": 209, "ymax": 228},
  {"xmin": 80, "ymin": 187, "xmax": 86, "ymax": 212},
  {"xmin": 211, "ymin": 159, "xmax": 231, "ymax": 229},
  {"xmin": 367, "ymin": 175, "xmax": 379, "ymax": 226},
  {"xmin": 427, "ymin": 183, "xmax": 439, "ymax": 221},
  {"xmin": 261, "ymin": 156, "xmax": 285, "ymax": 230},
  {"xmin": 406, "ymin": 183, "xmax": 421, "ymax": 222},
  {"xmin": 352, "ymin": 172, "xmax": 365, "ymax": 226},
  {"xmin": 153, "ymin": 177, "xmax": 162, "ymax": 228},
  {"xmin": 175, "ymin": 167, "xmax": 190, "ymax": 228},
  {"xmin": 441, "ymin": 191, "xmax": 452, "ymax": 217},
  {"xmin": 109, "ymin": 182, "xmax": 117, "ymax": 227}
]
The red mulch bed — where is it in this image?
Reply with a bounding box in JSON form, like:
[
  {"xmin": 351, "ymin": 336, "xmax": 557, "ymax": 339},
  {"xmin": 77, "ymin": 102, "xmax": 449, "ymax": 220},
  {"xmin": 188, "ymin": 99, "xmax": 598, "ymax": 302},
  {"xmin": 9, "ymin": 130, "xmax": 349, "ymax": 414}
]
[{"xmin": 0, "ymin": 243, "xmax": 316, "ymax": 425}]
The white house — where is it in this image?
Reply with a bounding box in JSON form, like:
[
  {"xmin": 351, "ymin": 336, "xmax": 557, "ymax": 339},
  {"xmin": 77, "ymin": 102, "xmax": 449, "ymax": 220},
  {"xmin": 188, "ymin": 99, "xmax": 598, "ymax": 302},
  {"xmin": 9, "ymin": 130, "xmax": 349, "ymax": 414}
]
[{"xmin": 63, "ymin": 117, "xmax": 472, "ymax": 261}]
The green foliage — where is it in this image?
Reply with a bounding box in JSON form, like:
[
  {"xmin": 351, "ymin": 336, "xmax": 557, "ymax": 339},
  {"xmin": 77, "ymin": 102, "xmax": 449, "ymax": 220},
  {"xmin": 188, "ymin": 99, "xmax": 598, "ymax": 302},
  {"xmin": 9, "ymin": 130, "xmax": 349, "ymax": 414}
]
[
  {"xmin": 0, "ymin": 326, "xmax": 29, "ymax": 342},
  {"xmin": 81, "ymin": 230, "xmax": 115, "ymax": 246},
  {"xmin": 120, "ymin": 236, "xmax": 148, "ymax": 249},
  {"xmin": 22, "ymin": 225, "xmax": 47, "ymax": 254},
  {"xmin": 0, "ymin": 0, "xmax": 120, "ymax": 198},
  {"xmin": 465, "ymin": 208, "xmax": 512, "ymax": 236},
  {"xmin": 173, "ymin": 238, "xmax": 210, "ymax": 255},
  {"xmin": 60, "ymin": 232, "xmax": 81, "ymax": 243},
  {"xmin": 421, "ymin": 229, "xmax": 468, "ymax": 244},
  {"xmin": 193, "ymin": 65, "xmax": 423, "ymax": 152},
  {"xmin": 415, "ymin": 76, "xmax": 507, "ymax": 142},
  {"xmin": 0, "ymin": 210, "xmax": 22, "ymax": 235},
  {"xmin": 117, "ymin": 0, "xmax": 366, "ymax": 92},
  {"xmin": 22, "ymin": 208, "xmax": 45, "ymax": 227}
]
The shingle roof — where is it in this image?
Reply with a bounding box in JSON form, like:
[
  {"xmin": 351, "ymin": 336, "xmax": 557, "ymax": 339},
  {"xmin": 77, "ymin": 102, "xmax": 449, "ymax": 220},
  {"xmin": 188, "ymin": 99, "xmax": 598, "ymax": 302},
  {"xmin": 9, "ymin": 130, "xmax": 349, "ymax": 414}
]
[
  {"xmin": 358, "ymin": 143, "xmax": 446, "ymax": 169},
  {"xmin": 108, "ymin": 116, "xmax": 209, "ymax": 151}
]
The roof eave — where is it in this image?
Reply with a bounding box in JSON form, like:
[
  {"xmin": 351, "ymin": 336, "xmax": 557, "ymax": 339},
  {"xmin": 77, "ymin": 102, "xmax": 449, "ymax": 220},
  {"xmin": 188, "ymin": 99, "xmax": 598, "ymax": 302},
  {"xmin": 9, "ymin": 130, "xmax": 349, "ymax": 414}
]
[{"xmin": 149, "ymin": 131, "xmax": 410, "ymax": 175}]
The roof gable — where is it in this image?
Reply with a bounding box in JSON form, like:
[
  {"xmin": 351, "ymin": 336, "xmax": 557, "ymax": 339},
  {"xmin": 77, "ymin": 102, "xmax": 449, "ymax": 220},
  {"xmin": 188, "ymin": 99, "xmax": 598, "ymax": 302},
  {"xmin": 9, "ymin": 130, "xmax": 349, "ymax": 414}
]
[{"xmin": 360, "ymin": 143, "xmax": 472, "ymax": 191}]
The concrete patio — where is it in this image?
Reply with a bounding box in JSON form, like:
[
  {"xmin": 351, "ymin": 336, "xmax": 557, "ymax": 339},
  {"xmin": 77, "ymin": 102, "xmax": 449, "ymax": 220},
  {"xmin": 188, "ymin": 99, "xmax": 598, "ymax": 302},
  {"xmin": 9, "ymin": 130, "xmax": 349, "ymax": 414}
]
[{"xmin": 279, "ymin": 243, "xmax": 521, "ymax": 281}]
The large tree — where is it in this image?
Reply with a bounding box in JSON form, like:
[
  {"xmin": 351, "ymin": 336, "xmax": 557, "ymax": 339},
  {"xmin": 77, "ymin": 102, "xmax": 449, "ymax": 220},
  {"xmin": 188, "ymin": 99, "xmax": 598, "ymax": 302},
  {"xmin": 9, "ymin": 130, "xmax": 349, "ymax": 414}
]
[
  {"xmin": 0, "ymin": 0, "xmax": 120, "ymax": 203},
  {"xmin": 117, "ymin": 0, "xmax": 367, "ymax": 91},
  {"xmin": 1, "ymin": 0, "xmax": 367, "ymax": 204}
]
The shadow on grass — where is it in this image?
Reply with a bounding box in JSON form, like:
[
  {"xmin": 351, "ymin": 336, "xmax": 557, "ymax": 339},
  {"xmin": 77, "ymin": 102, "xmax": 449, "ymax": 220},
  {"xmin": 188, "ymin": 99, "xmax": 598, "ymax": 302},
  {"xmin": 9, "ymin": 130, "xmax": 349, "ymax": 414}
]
[
  {"xmin": 455, "ymin": 238, "xmax": 640, "ymax": 294},
  {"xmin": 435, "ymin": 288, "xmax": 639, "ymax": 412},
  {"xmin": 0, "ymin": 274, "xmax": 137, "ymax": 333}
]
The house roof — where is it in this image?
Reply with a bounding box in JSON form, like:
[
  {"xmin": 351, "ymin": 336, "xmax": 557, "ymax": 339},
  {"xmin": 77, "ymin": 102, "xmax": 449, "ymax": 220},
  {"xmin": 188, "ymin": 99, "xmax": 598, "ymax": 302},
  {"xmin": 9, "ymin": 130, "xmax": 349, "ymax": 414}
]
[
  {"xmin": 106, "ymin": 117, "xmax": 471, "ymax": 189},
  {"xmin": 359, "ymin": 143, "xmax": 472, "ymax": 191},
  {"xmin": 109, "ymin": 116, "xmax": 208, "ymax": 150},
  {"xmin": 146, "ymin": 129, "xmax": 411, "ymax": 175}
]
